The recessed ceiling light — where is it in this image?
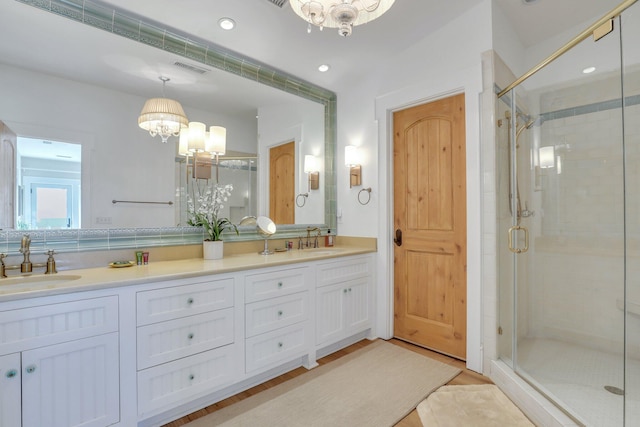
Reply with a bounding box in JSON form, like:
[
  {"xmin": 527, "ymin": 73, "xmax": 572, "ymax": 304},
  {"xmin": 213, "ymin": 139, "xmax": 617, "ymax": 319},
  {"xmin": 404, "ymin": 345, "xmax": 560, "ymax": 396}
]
[
  {"xmin": 583, "ymin": 66, "xmax": 596, "ymax": 74},
  {"xmin": 318, "ymin": 64, "xmax": 330, "ymax": 73},
  {"xmin": 218, "ymin": 18, "xmax": 235, "ymax": 30},
  {"xmin": 522, "ymin": 0, "xmax": 539, "ymax": 4}
]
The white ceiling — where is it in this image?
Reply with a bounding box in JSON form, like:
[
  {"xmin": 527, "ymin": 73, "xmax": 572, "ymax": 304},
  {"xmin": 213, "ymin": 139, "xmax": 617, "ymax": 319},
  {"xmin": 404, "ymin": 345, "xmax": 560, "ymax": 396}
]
[{"xmin": 0, "ymin": 0, "xmax": 625, "ymax": 116}]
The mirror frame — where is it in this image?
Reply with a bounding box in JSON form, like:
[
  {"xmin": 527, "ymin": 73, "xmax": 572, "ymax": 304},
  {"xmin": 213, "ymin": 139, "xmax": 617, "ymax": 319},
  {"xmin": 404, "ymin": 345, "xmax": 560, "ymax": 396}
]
[{"xmin": 6, "ymin": 0, "xmax": 337, "ymax": 251}]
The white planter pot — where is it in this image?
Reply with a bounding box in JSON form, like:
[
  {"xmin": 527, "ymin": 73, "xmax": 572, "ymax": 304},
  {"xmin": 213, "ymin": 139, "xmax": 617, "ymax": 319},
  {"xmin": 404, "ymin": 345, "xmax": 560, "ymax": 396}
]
[{"xmin": 203, "ymin": 240, "xmax": 224, "ymax": 260}]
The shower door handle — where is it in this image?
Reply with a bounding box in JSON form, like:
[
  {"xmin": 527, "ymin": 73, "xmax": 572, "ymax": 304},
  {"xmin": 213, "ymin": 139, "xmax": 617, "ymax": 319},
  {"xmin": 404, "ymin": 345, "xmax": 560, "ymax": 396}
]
[{"xmin": 508, "ymin": 225, "xmax": 529, "ymax": 254}]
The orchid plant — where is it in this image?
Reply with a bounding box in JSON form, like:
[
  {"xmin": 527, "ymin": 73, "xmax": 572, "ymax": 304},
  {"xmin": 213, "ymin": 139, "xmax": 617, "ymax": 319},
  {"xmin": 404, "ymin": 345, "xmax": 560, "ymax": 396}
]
[{"xmin": 187, "ymin": 183, "xmax": 238, "ymax": 241}]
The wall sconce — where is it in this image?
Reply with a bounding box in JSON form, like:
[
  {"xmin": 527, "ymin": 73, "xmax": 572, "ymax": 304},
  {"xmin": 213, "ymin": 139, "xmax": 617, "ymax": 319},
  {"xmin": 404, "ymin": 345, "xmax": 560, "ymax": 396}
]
[
  {"xmin": 303, "ymin": 154, "xmax": 320, "ymax": 191},
  {"xmin": 345, "ymin": 145, "xmax": 361, "ymax": 188},
  {"xmin": 207, "ymin": 126, "xmax": 227, "ymax": 183},
  {"xmin": 178, "ymin": 123, "xmax": 227, "ymax": 182},
  {"xmin": 539, "ymin": 146, "xmax": 555, "ymax": 169}
]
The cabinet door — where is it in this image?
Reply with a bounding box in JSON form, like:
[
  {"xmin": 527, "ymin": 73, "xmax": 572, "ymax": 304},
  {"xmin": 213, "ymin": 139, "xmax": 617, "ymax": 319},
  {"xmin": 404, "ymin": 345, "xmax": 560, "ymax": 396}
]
[
  {"xmin": 0, "ymin": 353, "xmax": 21, "ymax": 427},
  {"xmin": 22, "ymin": 333, "xmax": 119, "ymax": 427},
  {"xmin": 343, "ymin": 277, "xmax": 370, "ymax": 334},
  {"xmin": 315, "ymin": 283, "xmax": 346, "ymax": 345}
]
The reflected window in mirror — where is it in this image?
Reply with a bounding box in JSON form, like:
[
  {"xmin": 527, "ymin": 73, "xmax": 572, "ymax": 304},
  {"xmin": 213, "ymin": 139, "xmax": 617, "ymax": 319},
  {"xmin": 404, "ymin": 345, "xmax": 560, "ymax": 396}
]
[{"xmin": 16, "ymin": 137, "xmax": 81, "ymax": 230}]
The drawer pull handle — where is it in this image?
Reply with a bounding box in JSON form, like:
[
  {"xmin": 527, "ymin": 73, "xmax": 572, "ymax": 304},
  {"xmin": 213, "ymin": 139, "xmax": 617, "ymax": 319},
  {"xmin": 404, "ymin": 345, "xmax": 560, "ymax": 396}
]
[
  {"xmin": 278, "ymin": 310, "xmax": 283, "ymax": 316},
  {"xmin": 187, "ymin": 298, "xmax": 194, "ymax": 305},
  {"xmin": 278, "ymin": 342, "xmax": 283, "ymax": 348},
  {"xmin": 5, "ymin": 369, "xmax": 17, "ymax": 379},
  {"xmin": 343, "ymin": 289, "xmax": 348, "ymax": 293},
  {"xmin": 25, "ymin": 365, "xmax": 37, "ymax": 374},
  {"xmin": 277, "ymin": 281, "xmax": 283, "ymax": 288},
  {"xmin": 188, "ymin": 333, "xmax": 194, "ymax": 340},
  {"xmin": 189, "ymin": 374, "xmax": 194, "ymax": 380}
]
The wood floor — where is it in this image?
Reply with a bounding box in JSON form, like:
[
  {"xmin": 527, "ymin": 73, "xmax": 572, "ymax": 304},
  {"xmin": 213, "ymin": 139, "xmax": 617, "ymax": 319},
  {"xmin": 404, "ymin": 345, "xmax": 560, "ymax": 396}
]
[{"xmin": 162, "ymin": 338, "xmax": 492, "ymax": 427}]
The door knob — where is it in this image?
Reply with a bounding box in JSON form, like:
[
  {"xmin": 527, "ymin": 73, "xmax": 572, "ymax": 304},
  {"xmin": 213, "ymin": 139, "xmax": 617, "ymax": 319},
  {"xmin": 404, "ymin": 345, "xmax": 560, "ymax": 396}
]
[{"xmin": 393, "ymin": 229, "xmax": 402, "ymax": 246}]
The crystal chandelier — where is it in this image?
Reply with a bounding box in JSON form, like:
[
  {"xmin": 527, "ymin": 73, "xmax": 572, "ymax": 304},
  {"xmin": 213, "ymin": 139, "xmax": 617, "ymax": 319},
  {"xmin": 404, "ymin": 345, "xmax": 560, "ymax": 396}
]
[
  {"xmin": 138, "ymin": 77, "xmax": 188, "ymax": 143},
  {"xmin": 289, "ymin": 0, "xmax": 395, "ymax": 36}
]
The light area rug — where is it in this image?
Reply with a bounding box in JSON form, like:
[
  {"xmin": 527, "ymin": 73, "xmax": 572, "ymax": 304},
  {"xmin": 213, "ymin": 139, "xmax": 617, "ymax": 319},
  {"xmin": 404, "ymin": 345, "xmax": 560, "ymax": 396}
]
[
  {"xmin": 417, "ymin": 384, "xmax": 535, "ymax": 427},
  {"xmin": 186, "ymin": 340, "xmax": 460, "ymax": 427}
]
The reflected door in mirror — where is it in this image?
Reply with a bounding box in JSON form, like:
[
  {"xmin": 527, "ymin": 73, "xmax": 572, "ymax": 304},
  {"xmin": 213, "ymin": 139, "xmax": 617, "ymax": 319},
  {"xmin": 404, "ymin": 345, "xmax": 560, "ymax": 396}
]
[
  {"xmin": 269, "ymin": 141, "xmax": 295, "ymax": 224},
  {"xmin": 0, "ymin": 122, "xmax": 16, "ymax": 229}
]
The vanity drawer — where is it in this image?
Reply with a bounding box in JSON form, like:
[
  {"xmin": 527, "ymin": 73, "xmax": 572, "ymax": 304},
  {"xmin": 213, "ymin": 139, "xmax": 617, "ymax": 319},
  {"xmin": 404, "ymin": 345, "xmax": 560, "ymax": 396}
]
[
  {"xmin": 245, "ymin": 267, "xmax": 308, "ymax": 303},
  {"xmin": 137, "ymin": 278, "xmax": 234, "ymax": 326},
  {"xmin": 0, "ymin": 296, "xmax": 118, "ymax": 355},
  {"xmin": 137, "ymin": 308, "xmax": 234, "ymax": 370},
  {"xmin": 245, "ymin": 322, "xmax": 308, "ymax": 373},
  {"xmin": 246, "ymin": 292, "xmax": 308, "ymax": 338},
  {"xmin": 137, "ymin": 344, "xmax": 236, "ymax": 417},
  {"xmin": 316, "ymin": 255, "xmax": 371, "ymax": 288}
]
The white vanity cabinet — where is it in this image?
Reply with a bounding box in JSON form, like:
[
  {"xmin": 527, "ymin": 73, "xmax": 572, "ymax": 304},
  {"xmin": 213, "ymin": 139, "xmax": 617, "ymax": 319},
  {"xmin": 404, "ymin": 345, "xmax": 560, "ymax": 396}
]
[
  {"xmin": 0, "ymin": 296, "xmax": 120, "ymax": 427},
  {"xmin": 244, "ymin": 266, "xmax": 312, "ymax": 373},
  {"xmin": 135, "ymin": 277, "xmax": 237, "ymax": 418},
  {"xmin": 315, "ymin": 255, "xmax": 373, "ymax": 348}
]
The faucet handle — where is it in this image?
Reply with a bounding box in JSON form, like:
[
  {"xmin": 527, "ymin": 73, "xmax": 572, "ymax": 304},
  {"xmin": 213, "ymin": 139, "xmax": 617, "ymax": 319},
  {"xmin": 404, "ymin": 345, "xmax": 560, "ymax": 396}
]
[{"xmin": 45, "ymin": 250, "xmax": 57, "ymax": 275}]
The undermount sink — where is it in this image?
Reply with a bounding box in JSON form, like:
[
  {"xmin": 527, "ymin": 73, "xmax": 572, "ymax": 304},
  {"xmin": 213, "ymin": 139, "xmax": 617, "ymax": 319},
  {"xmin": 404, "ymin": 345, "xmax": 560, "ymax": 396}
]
[
  {"xmin": 0, "ymin": 274, "xmax": 82, "ymax": 288},
  {"xmin": 300, "ymin": 248, "xmax": 344, "ymax": 256}
]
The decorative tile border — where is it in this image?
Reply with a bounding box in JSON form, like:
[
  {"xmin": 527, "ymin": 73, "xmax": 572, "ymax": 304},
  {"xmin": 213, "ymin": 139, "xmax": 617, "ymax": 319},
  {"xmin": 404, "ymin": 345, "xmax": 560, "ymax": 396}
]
[{"xmin": 0, "ymin": 225, "xmax": 328, "ymax": 256}]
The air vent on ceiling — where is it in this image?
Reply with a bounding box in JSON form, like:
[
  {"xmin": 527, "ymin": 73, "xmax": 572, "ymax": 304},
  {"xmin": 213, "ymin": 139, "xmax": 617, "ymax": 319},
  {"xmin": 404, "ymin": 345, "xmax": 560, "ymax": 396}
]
[
  {"xmin": 173, "ymin": 61, "xmax": 210, "ymax": 75},
  {"xmin": 266, "ymin": 0, "xmax": 287, "ymax": 8}
]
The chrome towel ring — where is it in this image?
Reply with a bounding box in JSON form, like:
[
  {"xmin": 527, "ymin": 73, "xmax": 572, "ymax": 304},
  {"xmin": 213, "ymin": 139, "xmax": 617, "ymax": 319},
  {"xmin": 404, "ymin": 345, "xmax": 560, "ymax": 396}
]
[{"xmin": 358, "ymin": 187, "xmax": 372, "ymax": 205}]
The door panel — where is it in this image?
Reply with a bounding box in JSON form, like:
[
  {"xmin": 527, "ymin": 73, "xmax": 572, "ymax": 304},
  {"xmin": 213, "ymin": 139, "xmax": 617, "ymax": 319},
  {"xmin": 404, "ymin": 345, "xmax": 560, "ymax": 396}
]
[
  {"xmin": 269, "ymin": 141, "xmax": 295, "ymax": 224},
  {"xmin": 393, "ymin": 93, "xmax": 466, "ymax": 359}
]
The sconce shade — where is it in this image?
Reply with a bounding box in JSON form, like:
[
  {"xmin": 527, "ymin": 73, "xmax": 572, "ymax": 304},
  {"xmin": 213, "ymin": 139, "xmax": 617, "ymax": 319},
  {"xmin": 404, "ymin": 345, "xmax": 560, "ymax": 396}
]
[
  {"xmin": 138, "ymin": 97, "xmax": 188, "ymax": 143},
  {"xmin": 539, "ymin": 146, "xmax": 555, "ymax": 169},
  {"xmin": 304, "ymin": 154, "xmax": 320, "ymax": 173},
  {"xmin": 187, "ymin": 122, "xmax": 207, "ymax": 152},
  {"xmin": 178, "ymin": 127, "xmax": 190, "ymax": 156},
  {"xmin": 207, "ymin": 126, "xmax": 227, "ymax": 155},
  {"xmin": 345, "ymin": 145, "xmax": 359, "ymax": 166}
]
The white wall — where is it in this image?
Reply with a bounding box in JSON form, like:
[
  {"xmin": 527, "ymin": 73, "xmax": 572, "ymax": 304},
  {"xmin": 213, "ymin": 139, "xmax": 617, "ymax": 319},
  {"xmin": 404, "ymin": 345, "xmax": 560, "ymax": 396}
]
[
  {"xmin": 257, "ymin": 99, "xmax": 325, "ymax": 225},
  {"xmin": 335, "ymin": 0, "xmax": 493, "ymax": 373},
  {"xmin": 0, "ymin": 63, "xmax": 256, "ymax": 229}
]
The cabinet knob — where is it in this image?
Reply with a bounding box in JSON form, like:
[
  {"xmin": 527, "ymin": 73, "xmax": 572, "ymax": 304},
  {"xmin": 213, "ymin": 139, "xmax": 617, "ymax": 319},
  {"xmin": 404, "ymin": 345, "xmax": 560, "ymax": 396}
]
[
  {"xmin": 188, "ymin": 333, "xmax": 194, "ymax": 340},
  {"xmin": 278, "ymin": 310, "xmax": 283, "ymax": 316},
  {"xmin": 343, "ymin": 289, "xmax": 348, "ymax": 293},
  {"xmin": 187, "ymin": 298, "xmax": 194, "ymax": 305},
  {"xmin": 25, "ymin": 365, "xmax": 37, "ymax": 374},
  {"xmin": 5, "ymin": 369, "xmax": 17, "ymax": 379},
  {"xmin": 278, "ymin": 342, "xmax": 283, "ymax": 348},
  {"xmin": 277, "ymin": 281, "xmax": 283, "ymax": 288},
  {"xmin": 189, "ymin": 374, "xmax": 194, "ymax": 380}
]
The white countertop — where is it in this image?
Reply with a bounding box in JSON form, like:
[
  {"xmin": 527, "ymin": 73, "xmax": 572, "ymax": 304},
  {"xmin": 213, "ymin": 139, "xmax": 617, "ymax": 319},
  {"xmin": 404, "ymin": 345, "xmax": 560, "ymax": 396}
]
[{"xmin": 0, "ymin": 246, "xmax": 375, "ymax": 302}]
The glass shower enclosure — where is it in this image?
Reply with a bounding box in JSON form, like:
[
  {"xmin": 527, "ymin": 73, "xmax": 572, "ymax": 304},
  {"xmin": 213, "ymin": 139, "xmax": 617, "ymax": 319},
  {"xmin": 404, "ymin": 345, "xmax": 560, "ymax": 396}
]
[{"xmin": 496, "ymin": 2, "xmax": 639, "ymax": 425}]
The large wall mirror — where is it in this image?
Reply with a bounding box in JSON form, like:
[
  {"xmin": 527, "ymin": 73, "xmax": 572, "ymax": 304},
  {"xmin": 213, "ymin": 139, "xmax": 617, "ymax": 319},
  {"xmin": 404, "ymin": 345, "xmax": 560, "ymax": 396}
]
[{"xmin": 0, "ymin": 0, "xmax": 336, "ymax": 249}]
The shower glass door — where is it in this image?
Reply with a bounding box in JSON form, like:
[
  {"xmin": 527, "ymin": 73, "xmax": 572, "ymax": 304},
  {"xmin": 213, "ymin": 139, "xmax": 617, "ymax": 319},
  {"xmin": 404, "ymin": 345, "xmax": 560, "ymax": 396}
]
[
  {"xmin": 499, "ymin": 11, "xmax": 629, "ymax": 426},
  {"xmin": 622, "ymin": 3, "xmax": 640, "ymax": 424}
]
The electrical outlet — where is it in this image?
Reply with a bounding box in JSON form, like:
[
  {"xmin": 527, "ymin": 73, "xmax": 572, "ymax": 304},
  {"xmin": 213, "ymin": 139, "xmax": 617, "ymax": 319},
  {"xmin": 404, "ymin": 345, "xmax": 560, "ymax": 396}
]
[{"xmin": 96, "ymin": 216, "xmax": 112, "ymax": 225}]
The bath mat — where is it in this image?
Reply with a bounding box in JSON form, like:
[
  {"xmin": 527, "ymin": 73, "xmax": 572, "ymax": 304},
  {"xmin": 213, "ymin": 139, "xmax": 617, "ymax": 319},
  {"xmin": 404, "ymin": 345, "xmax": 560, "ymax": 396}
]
[
  {"xmin": 184, "ymin": 340, "xmax": 460, "ymax": 427},
  {"xmin": 417, "ymin": 384, "xmax": 534, "ymax": 427}
]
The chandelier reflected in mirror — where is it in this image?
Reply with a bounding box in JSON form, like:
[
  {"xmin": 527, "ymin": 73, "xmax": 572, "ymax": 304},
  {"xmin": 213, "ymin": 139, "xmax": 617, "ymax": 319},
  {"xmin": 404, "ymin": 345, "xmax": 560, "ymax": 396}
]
[
  {"xmin": 138, "ymin": 77, "xmax": 188, "ymax": 143},
  {"xmin": 289, "ymin": 0, "xmax": 395, "ymax": 36}
]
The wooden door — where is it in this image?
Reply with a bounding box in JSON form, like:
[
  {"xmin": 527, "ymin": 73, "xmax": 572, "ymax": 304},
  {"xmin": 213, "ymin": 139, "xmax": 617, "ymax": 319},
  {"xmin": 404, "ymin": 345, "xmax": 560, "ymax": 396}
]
[
  {"xmin": 0, "ymin": 121, "xmax": 17, "ymax": 229},
  {"xmin": 393, "ymin": 93, "xmax": 467, "ymax": 359},
  {"xmin": 269, "ymin": 141, "xmax": 295, "ymax": 224}
]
